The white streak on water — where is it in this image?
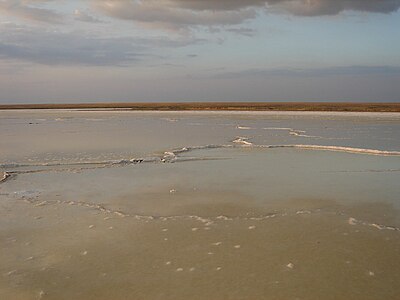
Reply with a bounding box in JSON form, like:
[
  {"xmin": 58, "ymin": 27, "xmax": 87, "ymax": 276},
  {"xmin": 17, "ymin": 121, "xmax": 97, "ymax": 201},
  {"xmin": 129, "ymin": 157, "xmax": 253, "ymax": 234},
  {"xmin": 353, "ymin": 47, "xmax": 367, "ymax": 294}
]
[
  {"xmin": 9, "ymin": 192, "xmax": 400, "ymax": 234},
  {"xmin": 1, "ymin": 136, "xmax": 399, "ymax": 187},
  {"xmin": 232, "ymin": 137, "xmax": 253, "ymax": 146},
  {"xmin": 256, "ymin": 144, "xmax": 400, "ymax": 156}
]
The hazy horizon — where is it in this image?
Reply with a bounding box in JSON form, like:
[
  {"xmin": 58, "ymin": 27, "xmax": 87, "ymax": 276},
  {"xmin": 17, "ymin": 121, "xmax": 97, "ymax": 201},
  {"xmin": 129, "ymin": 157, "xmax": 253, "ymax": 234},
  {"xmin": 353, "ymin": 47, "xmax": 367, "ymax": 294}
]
[{"xmin": 1, "ymin": 100, "xmax": 400, "ymax": 106}]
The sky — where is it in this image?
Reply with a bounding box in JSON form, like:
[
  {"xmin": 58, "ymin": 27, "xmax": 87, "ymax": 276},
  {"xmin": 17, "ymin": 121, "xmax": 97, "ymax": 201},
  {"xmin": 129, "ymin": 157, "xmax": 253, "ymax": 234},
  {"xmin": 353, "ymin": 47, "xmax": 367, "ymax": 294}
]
[{"xmin": 0, "ymin": 0, "xmax": 399, "ymax": 103}]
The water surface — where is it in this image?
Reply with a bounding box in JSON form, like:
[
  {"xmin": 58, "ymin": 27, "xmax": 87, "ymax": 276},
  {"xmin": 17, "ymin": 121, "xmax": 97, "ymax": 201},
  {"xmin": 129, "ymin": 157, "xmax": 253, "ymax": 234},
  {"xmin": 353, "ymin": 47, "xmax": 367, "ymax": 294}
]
[{"xmin": 1, "ymin": 110, "xmax": 400, "ymax": 299}]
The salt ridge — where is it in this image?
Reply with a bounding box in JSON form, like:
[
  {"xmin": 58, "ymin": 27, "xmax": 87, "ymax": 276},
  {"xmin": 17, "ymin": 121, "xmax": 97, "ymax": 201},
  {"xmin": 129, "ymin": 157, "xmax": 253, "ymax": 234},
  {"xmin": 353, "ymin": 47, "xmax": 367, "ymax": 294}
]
[{"xmin": 1, "ymin": 137, "xmax": 399, "ymax": 184}]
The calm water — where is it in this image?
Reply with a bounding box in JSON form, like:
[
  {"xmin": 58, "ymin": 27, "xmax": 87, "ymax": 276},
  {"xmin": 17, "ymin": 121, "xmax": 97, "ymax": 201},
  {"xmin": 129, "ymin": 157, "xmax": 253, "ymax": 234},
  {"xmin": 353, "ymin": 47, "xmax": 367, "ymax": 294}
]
[{"xmin": 1, "ymin": 110, "xmax": 400, "ymax": 299}]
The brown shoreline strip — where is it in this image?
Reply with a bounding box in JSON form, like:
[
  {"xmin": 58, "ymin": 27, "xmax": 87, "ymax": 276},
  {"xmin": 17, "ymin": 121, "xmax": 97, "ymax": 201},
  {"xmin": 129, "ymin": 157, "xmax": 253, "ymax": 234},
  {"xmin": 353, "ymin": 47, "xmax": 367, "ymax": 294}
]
[{"xmin": 0, "ymin": 102, "xmax": 399, "ymax": 112}]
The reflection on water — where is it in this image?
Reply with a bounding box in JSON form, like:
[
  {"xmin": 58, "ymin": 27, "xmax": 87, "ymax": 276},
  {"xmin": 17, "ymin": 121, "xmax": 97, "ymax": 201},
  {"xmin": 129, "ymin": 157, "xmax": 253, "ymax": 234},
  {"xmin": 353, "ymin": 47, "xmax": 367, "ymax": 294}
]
[{"xmin": 1, "ymin": 110, "xmax": 400, "ymax": 299}]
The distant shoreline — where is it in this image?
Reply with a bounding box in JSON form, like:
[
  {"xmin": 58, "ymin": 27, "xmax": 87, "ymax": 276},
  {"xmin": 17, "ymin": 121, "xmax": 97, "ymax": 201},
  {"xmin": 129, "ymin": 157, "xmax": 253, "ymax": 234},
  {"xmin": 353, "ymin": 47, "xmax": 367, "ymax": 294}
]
[{"xmin": 0, "ymin": 102, "xmax": 399, "ymax": 112}]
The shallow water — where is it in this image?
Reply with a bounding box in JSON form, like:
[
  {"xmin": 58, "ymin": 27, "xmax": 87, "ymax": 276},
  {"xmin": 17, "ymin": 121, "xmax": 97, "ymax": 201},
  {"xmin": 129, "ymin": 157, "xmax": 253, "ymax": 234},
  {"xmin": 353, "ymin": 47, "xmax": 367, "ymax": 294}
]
[{"xmin": 1, "ymin": 110, "xmax": 400, "ymax": 299}]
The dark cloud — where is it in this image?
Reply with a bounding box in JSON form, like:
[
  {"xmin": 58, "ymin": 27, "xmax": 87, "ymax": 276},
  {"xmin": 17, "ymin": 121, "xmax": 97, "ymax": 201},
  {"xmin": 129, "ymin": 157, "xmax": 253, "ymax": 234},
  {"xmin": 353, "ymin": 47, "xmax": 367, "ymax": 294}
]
[
  {"xmin": 93, "ymin": 0, "xmax": 400, "ymax": 30},
  {"xmin": 168, "ymin": 0, "xmax": 266, "ymax": 11},
  {"xmin": 272, "ymin": 0, "xmax": 400, "ymax": 16},
  {"xmin": 2, "ymin": 0, "xmax": 398, "ymax": 31},
  {"xmin": 0, "ymin": 24, "xmax": 199, "ymax": 66},
  {"xmin": 93, "ymin": 1, "xmax": 256, "ymax": 31},
  {"xmin": 167, "ymin": 0, "xmax": 400, "ymax": 15},
  {"xmin": 0, "ymin": 0, "xmax": 63, "ymax": 23}
]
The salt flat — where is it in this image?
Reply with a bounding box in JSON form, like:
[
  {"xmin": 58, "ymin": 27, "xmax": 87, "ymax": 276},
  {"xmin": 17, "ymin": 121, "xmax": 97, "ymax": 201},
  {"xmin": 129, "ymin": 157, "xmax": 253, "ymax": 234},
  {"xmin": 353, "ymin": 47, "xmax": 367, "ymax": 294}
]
[{"xmin": 1, "ymin": 110, "xmax": 400, "ymax": 300}]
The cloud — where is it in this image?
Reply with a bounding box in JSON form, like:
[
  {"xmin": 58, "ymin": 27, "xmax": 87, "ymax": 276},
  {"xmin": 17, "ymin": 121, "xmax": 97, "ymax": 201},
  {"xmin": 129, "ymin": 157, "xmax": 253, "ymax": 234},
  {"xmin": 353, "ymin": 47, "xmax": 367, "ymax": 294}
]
[
  {"xmin": 73, "ymin": 9, "xmax": 103, "ymax": 23},
  {"xmin": 226, "ymin": 27, "xmax": 257, "ymax": 37},
  {"xmin": 0, "ymin": 0, "xmax": 63, "ymax": 23},
  {"xmin": 271, "ymin": 0, "xmax": 400, "ymax": 16},
  {"xmin": 93, "ymin": 0, "xmax": 257, "ymax": 31},
  {"xmin": 167, "ymin": 0, "xmax": 267, "ymax": 11},
  {"xmin": 0, "ymin": 23, "xmax": 199, "ymax": 66},
  {"xmin": 212, "ymin": 65, "xmax": 400, "ymax": 79},
  {"xmin": 164, "ymin": 0, "xmax": 400, "ymax": 15},
  {"xmin": 93, "ymin": 0, "xmax": 400, "ymax": 31}
]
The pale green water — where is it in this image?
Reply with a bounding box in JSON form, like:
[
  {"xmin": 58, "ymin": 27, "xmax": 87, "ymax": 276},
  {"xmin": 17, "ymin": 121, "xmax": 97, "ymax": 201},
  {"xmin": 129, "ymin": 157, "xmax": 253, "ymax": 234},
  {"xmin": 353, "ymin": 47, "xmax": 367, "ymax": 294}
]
[{"xmin": 1, "ymin": 110, "xmax": 400, "ymax": 299}]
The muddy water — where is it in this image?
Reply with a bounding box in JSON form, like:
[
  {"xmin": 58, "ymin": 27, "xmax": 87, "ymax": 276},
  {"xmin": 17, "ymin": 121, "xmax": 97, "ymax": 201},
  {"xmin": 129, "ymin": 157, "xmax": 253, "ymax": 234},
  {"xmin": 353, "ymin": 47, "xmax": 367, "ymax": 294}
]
[{"xmin": 1, "ymin": 110, "xmax": 400, "ymax": 299}]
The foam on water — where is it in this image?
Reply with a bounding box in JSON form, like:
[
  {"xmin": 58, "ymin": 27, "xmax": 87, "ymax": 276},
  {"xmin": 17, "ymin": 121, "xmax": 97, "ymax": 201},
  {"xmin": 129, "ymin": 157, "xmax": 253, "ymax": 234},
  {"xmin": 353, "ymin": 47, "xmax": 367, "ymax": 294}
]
[
  {"xmin": 263, "ymin": 127, "xmax": 295, "ymax": 131},
  {"xmin": 263, "ymin": 127, "xmax": 326, "ymax": 139},
  {"xmin": 232, "ymin": 137, "xmax": 253, "ymax": 146},
  {"xmin": 289, "ymin": 131, "xmax": 322, "ymax": 138}
]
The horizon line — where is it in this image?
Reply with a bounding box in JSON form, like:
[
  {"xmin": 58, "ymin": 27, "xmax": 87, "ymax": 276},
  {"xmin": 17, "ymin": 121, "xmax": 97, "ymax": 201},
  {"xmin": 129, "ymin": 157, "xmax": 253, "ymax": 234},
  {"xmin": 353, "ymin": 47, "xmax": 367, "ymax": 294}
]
[{"xmin": 1, "ymin": 102, "xmax": 400, "ymax": 112}]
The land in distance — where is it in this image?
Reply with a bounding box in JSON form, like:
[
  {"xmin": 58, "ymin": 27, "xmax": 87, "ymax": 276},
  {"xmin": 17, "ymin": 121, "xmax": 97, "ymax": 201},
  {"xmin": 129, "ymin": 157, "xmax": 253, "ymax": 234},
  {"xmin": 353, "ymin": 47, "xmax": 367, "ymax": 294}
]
[{"xmin": 0, "ymin": 102, "xmax": 399, "ymax": 112}]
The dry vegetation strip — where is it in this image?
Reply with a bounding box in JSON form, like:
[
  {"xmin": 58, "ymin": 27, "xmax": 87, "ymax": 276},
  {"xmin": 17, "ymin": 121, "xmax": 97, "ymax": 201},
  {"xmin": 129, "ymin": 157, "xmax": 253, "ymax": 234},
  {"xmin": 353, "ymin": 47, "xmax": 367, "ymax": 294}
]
[{"xmin": 0, "ymin": 102, "xmax": 399, "ymax": 112}]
